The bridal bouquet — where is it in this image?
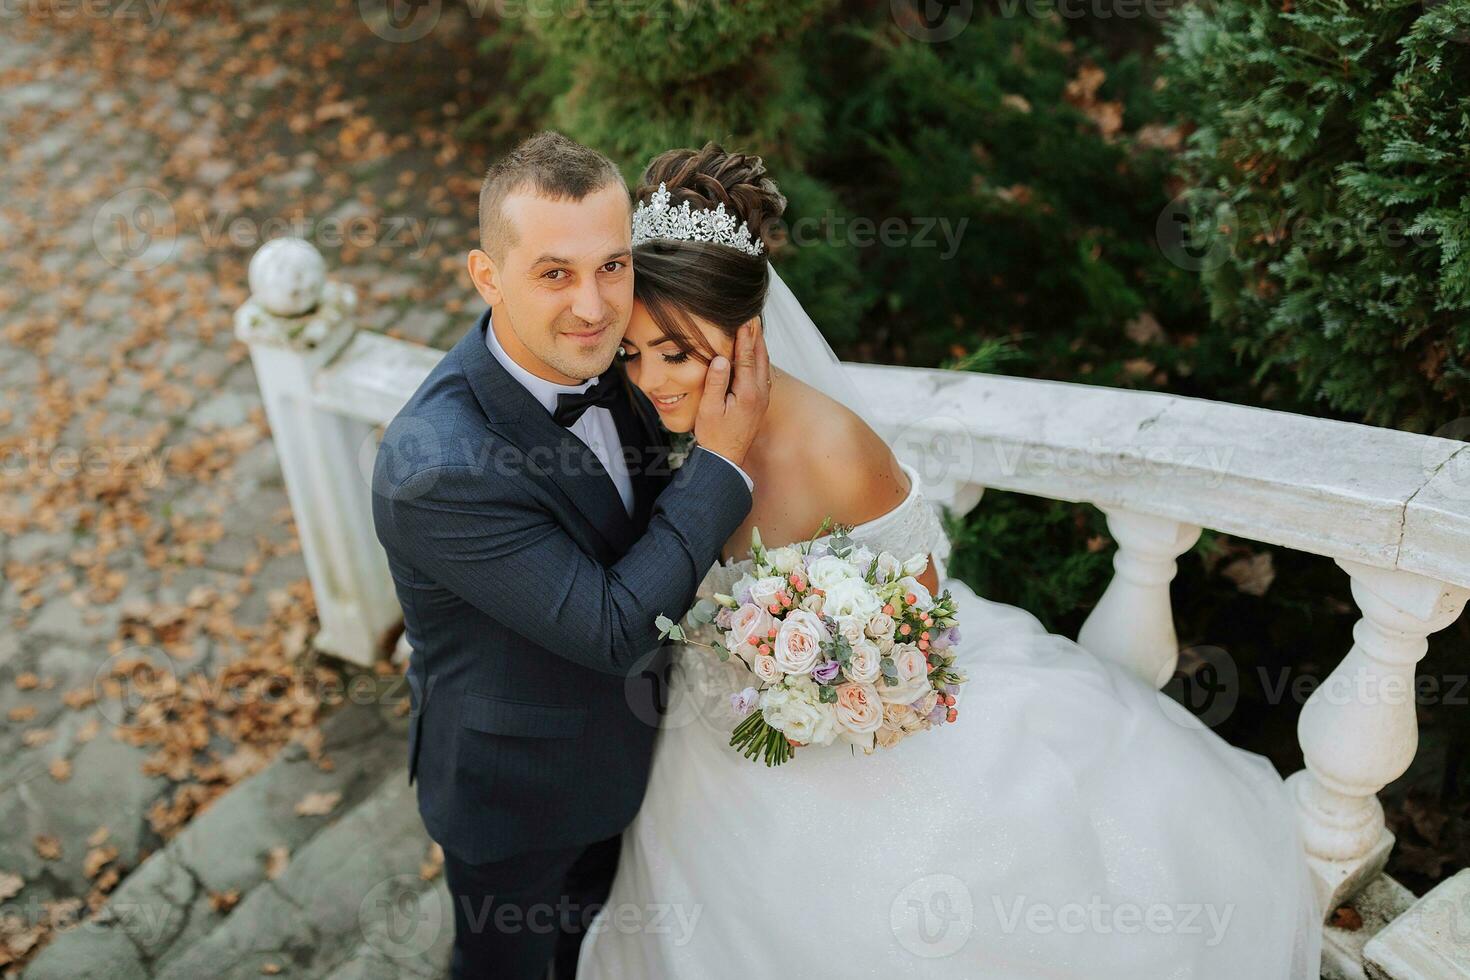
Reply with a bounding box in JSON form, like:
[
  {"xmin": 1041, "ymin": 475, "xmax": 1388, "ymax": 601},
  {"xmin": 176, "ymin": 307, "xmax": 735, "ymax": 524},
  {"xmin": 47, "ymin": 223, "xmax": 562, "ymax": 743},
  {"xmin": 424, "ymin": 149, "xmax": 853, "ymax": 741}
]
[{"xmin": 656, "ymin": 521, "xmax": 965, "ymax": 766}]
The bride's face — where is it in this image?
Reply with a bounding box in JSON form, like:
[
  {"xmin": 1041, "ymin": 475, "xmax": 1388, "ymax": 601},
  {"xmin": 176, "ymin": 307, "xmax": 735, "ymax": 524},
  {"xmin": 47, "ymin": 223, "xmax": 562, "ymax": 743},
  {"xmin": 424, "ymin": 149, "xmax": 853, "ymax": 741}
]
[{"xmin": 619, "ymin": 299, "xmax": 735, "ymax": 434}]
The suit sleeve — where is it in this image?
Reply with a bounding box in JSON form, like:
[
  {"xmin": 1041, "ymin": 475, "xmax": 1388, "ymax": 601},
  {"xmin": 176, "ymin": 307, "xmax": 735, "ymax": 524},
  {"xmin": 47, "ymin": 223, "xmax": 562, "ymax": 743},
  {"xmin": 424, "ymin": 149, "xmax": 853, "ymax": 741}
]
[{"xmin": 376, "ymin": 446, "xmax": 752, "ymax": 676}]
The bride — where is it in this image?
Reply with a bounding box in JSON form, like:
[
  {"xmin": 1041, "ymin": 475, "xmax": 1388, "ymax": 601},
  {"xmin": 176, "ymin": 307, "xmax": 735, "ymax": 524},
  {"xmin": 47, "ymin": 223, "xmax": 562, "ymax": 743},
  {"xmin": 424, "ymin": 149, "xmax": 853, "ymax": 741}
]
[{"xmin": 578, "ymin": 144, "xmax": 1323, "ymax": 979}]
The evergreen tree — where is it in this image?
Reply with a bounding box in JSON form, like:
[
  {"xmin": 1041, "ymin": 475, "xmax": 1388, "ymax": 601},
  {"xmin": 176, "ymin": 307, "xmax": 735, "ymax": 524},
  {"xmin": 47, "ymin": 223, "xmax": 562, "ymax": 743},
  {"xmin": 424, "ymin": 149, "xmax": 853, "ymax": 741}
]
[{"xmin": 1161, "ymin": 0, "xmax": 1470, "ymax": 430}]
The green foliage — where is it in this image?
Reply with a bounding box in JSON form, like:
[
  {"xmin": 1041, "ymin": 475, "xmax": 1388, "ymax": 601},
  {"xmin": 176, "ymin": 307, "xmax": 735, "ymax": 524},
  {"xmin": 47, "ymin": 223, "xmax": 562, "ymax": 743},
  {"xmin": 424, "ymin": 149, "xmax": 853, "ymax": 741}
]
[
  {"xmin": 474, "ymin": 1, "xmax": 1466, "ymax": 676},
  {"xmin": 1160, "ymin": 0, "xmax": 1470, "ymax": 431},
  {"xmin": 942, "ymin": 491, "xmax": 1114, "ymax": 633},
  {"xmin": 502, "ymin": 0, "xmax": 868, "ymax": 343},
  {"xmin": 816, "ymin": 14, "xmax": 1204, "ymax": 380},
  {"xmin": 522, "ymin": 0, "xmax": 835, "ymax": 87}
]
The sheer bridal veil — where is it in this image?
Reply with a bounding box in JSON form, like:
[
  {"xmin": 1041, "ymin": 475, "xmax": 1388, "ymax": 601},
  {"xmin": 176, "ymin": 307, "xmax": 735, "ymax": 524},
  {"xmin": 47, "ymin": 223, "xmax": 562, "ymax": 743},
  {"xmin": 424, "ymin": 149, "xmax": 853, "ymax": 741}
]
[{"xmin": 758, "ymin": 264, "xmax": 876, "ymax": 427}]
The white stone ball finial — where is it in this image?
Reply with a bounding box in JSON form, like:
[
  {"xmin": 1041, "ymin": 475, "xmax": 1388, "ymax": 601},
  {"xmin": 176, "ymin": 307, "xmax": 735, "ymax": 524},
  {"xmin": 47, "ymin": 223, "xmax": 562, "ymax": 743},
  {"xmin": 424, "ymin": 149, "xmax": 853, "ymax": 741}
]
[{"xmin": 249, "ymin": 238, "xmax": 327, "ymax": 317}]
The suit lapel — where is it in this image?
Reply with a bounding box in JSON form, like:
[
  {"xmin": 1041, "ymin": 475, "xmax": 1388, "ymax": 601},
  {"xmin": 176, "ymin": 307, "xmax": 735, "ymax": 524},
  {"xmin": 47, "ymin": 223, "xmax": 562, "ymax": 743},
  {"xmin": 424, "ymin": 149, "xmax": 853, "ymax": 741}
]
[
  {"xmin": 460, "ymin": 309, "xmax": 636, "ymax": 556},
  {"xmin": 608, "ymin": 371, "xmax": 671, "ymax": 530}
]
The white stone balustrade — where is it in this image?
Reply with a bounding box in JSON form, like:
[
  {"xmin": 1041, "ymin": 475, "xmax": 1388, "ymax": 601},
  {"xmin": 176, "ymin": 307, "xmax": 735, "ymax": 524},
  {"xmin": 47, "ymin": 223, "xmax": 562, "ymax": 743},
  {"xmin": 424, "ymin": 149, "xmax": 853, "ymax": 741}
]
[
  {"xmin": 235, "ymin": 239, "xmax": 1470, "ymax": 978},
  {"xmin": 233, "ymin": 239, "xmax": 403, "ymax": 666},
  {"xmin": 1077, "ymin": 508, "xmax": 1201, "ymax": 688},
  {"xmin": 1287, "ymin": 563, "xmax": 1470, "ymax": 915}
]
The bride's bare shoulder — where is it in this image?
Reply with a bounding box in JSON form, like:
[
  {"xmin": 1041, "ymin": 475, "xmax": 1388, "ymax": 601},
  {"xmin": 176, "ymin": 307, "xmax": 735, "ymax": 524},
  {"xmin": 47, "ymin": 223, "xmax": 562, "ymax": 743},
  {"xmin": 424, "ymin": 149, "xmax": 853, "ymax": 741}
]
[{"xmin": 773, "ymin": 378, "xmax": 911, "ymax": 524}]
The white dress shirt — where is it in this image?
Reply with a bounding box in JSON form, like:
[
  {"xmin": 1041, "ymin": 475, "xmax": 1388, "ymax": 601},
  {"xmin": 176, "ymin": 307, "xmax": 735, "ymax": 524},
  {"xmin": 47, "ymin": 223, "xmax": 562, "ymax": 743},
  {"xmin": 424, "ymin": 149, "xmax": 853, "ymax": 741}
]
[{"xmin": 485, "ymin": 317, "xmax": 753, "ymax": 519}]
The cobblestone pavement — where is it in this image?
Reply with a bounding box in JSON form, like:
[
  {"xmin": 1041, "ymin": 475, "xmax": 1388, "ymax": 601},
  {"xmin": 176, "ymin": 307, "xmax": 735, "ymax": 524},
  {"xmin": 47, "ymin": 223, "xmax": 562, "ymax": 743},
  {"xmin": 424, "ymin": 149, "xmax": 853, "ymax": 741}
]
[{"xmin": 1, "ymin": 1, "xmax": 508, "ymax": 972}]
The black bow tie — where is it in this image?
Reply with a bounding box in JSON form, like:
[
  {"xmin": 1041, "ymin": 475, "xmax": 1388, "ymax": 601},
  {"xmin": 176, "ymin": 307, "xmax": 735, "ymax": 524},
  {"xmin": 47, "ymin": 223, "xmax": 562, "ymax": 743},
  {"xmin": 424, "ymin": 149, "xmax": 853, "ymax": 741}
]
[{"xmin": 552, "ymin": 371, "xmax": 623, "ymax": 427}]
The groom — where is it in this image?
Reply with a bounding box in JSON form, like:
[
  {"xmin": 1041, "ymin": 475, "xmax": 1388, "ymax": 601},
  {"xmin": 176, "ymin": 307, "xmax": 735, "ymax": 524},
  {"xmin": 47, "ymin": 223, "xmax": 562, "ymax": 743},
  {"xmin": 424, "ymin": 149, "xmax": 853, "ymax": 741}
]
[{"xmin": 371, "ymin": 132, "xmax": 769, "ymax": 980}]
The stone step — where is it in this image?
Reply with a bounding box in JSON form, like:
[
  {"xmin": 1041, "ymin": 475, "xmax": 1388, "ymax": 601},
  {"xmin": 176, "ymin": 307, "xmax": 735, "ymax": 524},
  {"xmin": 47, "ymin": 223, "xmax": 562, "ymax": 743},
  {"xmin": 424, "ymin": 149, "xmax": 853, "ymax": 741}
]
[
  {"xmin": 22, "ymin": 697, "xmax": 419, "ymax": 978},
  {"xmin": 1364, "ymin": 869, "xmax": 1470, "ymax": 979},
  {"xmin": 151, "ymin": 767, "xmax": 448, "ymax": 980},
  {"xmin": 1321, "ymin": 873, "xmax": 1419, "ymax": 980}
]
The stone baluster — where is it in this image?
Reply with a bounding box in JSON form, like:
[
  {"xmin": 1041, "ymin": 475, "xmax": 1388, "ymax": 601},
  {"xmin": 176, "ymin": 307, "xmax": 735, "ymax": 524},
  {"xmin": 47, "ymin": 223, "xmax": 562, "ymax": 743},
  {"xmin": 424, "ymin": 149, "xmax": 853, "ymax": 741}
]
[
  {"xmin": 1077, "ymin": 507, "xmax": 1201, "ymax": 689},
  {"xmin": 233, "ymin": 238, "xmax": 401, "ymax": 666},
  {"xmin": 1286, "ymin": 560, "xmax": 1470, "ymax": 917}
]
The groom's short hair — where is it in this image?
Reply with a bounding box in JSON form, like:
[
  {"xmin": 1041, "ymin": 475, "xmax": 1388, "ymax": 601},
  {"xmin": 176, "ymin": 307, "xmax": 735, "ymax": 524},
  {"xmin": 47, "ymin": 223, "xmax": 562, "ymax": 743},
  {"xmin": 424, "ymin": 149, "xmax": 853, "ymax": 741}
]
[{"xmin": 478, "ymin": 131, "xmax": 627, "ymax": 260}]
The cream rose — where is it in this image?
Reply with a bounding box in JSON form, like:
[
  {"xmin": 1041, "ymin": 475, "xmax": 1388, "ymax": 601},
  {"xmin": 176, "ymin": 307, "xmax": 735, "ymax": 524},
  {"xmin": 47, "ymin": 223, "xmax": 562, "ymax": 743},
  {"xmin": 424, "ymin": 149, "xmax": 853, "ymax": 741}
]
[
  {"xmin": 773, "ymin": 610, "xmax": 826, "ymax": 675},
  {"xmin": 834, "ymin": 682, "xmax": 883, "ymax": 735},
  {"xmin": 865, "ymin": 612, "xmax": 895, "ymax": 641},
  {"xmin": 798, "ymin": 593, "xmax": 825, "ymax": 616},
  {"xmin": 834, "ymin": 615, "xmax": 867, "ymax": 647},
  {"xmin": 842, "ymin": 640, "xmax": 882, "ymax": 684},
  {"xmin": 878, "ymin": 643, "xmax": 932, "ymax": 704},
  {"xmin": 751, "ymin": 654, "xmax": 783, "ymax": 686}
]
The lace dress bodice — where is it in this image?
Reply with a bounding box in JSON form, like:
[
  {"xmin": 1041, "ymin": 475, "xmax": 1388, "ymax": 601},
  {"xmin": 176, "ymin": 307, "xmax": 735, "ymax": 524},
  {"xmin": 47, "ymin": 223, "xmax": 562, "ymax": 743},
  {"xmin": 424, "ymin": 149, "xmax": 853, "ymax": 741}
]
[{"xmin": 695, "ymin": 461, "xmax": 952, "ymax": 601}]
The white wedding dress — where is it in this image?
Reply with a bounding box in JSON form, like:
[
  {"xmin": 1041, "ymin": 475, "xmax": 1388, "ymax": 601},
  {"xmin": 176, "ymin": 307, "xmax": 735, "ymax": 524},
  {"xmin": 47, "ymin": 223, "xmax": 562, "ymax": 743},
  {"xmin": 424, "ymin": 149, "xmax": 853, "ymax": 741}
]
[{"xmin": 577, "ymin": 461, "xmax": 1322, "ymax": 979}]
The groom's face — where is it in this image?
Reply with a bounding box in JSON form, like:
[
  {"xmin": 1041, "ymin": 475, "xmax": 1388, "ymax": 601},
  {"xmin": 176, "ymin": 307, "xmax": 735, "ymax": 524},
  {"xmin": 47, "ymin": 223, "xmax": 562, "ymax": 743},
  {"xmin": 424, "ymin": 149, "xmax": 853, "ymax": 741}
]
[{"xmin": 469, "ymin": 182, "xmax": 633, "ymax": 384}]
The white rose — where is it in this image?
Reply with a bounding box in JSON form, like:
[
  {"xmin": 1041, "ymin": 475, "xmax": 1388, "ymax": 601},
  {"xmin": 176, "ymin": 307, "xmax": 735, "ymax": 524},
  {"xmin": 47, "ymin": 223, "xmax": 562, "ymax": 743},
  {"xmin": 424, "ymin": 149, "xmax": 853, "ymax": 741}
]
[
  {"xmin": 842, "ymin": 639, "xmax": 882, "ymax": 684},
  {"xmin": 895, "ymin": 575, "xmax": 934, "ymax": 611},
  {"xmin": 865, "ymin": 612, "xmax": 895, "ymax": 641},
  {"xmin": 773, "ymin": 610, "xmax": 826, "ymax": 675},
  {"xmin": 822, "ymin": 578, "xmax": 882, "ymax": 621},
  {"xmin": 749, "ymin": 575, "xmax": 788, "ymax": 612},
  {"xmin": 766, "ymin": 546, "xmax": 803, "ymax": 574},
  {"xmin": 806, "ymin": 555, "xmax": 859, "ymax": 591},
  {"xmin": 874, "ymin": 633, "xmax": 895, "ymax": 655},
  {"xmin": 752, "ymin": 654, "xmax": 783, "ymax": 686},
  {"xmin": 878, "ymin": 643, "xmax": 932, "ymax": 704},
  {"xmin": 762, "ymin": 686, "xmax": 838, "ymax": 746}
]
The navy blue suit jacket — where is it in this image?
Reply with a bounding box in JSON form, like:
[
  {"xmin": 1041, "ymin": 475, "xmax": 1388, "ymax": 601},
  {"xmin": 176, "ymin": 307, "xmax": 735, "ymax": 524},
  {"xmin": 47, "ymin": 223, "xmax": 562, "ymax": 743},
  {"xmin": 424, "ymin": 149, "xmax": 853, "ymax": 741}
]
[{"xmin": 372, "ymin": 309, "xmax": 752, "ymax": 865}]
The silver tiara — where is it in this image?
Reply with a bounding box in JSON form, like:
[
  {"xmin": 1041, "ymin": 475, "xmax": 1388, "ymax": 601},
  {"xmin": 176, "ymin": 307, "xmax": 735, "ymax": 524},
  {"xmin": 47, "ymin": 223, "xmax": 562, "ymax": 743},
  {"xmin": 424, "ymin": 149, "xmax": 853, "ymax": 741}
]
[{"xmin": 631, "ymin": 182, "xmax": 764, "ymax": 257}]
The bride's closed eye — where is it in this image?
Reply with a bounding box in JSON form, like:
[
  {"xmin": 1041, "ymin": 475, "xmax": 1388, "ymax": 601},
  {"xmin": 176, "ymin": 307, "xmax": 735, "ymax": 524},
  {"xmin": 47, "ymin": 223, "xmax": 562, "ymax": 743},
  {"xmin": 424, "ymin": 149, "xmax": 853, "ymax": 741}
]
[{"xmin": 616, "ymin": 346, "xmax": 689, "ymax": 365}]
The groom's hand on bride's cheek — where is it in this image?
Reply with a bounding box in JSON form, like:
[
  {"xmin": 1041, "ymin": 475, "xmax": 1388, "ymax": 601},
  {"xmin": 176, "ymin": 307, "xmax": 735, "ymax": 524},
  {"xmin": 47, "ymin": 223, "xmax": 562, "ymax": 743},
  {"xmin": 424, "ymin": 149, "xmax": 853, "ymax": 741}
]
[{"xmin": 693, "ymin": 319, "xmax": 769, "ymax": 468}]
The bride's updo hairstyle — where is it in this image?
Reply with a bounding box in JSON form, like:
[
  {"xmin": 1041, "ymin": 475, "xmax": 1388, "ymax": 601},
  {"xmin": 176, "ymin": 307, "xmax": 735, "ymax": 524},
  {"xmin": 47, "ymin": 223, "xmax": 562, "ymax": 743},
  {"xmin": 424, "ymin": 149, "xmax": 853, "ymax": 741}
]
[{"xmin": 632, "ymin": 142, "xmax": 786, "ymax": 363}]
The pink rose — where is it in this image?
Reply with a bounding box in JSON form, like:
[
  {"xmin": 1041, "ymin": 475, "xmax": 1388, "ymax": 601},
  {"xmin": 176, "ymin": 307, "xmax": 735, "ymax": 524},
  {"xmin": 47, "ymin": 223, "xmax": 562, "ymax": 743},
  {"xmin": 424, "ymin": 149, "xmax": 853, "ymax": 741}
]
[
  {"xmin": 834, "ymin": 682, "xmax": 883, "ymax": 735},
  {"xmin": 728, "ymin": 603, "xmax": 775, "ymax": 651},
  {"xmin": 773, "ymin": 610, "xmax": 826, "ymax": 675}
]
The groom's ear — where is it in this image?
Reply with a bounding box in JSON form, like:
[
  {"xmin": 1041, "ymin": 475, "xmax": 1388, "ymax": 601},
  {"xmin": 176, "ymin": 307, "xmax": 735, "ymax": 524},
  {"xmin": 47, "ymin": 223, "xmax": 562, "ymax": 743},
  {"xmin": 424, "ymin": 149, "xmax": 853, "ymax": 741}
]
[{"xmin": 467, "ymin": 248, "xmax": 505, "ymax": 307}]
